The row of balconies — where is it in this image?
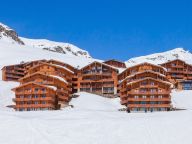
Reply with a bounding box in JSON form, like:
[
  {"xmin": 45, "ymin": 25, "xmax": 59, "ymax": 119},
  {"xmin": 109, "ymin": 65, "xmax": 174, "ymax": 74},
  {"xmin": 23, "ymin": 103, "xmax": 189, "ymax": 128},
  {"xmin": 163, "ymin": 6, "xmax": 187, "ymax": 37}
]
[
  {"xmin": 15, "ymin": 91, "xmax": 48, "ymax": 95},
  {"xmin": 127, "ymin": 91, "xmax": 170, "ymax": 95},
  {"xmin": 14, "ymin": 104, "xmax": 55, "ymax": 109},
  {"xmin": 13, "ymin": 97, "xmax": 55, "ymax": 102},
  {"xmin": 127, "ymin": 104, "xmax": 171, "ymax": 108}
]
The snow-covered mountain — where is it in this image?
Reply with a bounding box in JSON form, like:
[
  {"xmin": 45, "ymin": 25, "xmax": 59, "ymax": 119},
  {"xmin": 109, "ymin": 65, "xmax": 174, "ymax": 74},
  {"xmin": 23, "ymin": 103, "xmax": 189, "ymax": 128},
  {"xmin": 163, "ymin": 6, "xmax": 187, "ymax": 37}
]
[
  {"xmin": 0, "ymin": 22, "xmax": 91, "ymax": 58},
  {"xmin": 125, "ymin": 48, "xmax": 192, "ymax": 67}
]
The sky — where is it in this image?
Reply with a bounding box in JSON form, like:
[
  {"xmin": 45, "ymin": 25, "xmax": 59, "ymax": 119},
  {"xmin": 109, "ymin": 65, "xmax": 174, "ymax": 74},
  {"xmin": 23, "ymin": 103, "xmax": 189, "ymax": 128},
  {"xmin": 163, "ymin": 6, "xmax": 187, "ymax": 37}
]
[{"xmin": 0, "ymin": 0, "xmax": 191, "ymax": 61}]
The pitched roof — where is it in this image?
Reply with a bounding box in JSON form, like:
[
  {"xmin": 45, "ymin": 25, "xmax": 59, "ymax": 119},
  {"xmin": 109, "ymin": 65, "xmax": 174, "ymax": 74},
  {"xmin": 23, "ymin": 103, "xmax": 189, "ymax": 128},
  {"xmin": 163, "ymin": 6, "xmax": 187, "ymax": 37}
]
[
  {"xmin": 11, "ymin": 82, "xmax": 57, "ymax": 91},
  {"xmin": 80, "ymin": 61, "xmax": 119, "ymax": 72},
  {"xmin": 126, "ymin": 77, "xmax": 172, "ymax": 87},
  {"xmin": 119, "ymin": 70, "xmax": 167, "ymax": 84},
  {"xmin": 119, "ymin": 62, "xmax": 167, "ymax": 75},
  {"xmin": 19, "ymin": 72, "xmax": 68, "ymax": 84},
  {"xmin": 28, "ymin": 62, "xmax": 74, "ymax": 74}
]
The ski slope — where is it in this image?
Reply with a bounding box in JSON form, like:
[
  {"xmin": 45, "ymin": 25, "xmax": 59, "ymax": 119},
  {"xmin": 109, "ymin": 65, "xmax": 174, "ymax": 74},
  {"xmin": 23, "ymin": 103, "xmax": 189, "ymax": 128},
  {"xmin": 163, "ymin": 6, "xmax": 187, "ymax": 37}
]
[{"xmin": 0, "ymin": 92, "xmax": 192, "ymax": 144}]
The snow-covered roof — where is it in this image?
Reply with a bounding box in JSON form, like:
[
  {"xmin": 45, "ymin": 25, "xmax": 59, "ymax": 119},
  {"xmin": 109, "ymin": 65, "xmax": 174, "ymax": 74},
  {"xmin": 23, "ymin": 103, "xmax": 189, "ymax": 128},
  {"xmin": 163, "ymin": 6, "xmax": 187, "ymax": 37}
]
[
  {"xmin": 119, "ymin": 70, "xmax": 167, "ymax": 84},
  {"xmin": 126, "ymin": 77, "xmax": 173, "ymax": 87}
]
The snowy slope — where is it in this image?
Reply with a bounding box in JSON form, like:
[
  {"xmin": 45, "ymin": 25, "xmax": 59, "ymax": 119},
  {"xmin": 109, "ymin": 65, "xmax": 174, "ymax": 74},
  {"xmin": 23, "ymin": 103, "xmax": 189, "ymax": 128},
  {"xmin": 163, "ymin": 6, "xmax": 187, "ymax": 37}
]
[
  {"xmin": 125, "ymin": 48, "xmax": 192, "ymax": 67},
  {"xmin": 21, "ymin": 37, "xmax": 91, "ymax": 58},
  {"xmin": 0, "ymin": 91, "xmax": 192, "ymax": 144},
  {"xmin": 0, "ymin": 22, "xmax": 91, "ymax": 58}
]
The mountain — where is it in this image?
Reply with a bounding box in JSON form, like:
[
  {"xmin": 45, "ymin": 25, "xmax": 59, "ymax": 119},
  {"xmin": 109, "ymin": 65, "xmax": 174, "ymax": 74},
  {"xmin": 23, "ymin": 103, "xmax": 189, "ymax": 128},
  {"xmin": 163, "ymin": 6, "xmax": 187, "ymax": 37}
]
[
  {"xmin": 125, "ymin": 48, "xmax": 192, "ymax": 67},
  {"xmin": 0, "ymin": 22, "xmax": 91, "ymax": 58}
]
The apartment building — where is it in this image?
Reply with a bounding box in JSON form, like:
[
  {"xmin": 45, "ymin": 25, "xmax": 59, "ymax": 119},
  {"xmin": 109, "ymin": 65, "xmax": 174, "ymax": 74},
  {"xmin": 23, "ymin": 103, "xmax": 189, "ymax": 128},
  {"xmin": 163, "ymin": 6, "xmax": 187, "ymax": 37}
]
[
  {"xmin": 118, "ymin": 62, "xmax": 172, "ymax": 112},
  {"xmin": 77, "ymin": 61, "xmax": 119, "ymax": 98}
]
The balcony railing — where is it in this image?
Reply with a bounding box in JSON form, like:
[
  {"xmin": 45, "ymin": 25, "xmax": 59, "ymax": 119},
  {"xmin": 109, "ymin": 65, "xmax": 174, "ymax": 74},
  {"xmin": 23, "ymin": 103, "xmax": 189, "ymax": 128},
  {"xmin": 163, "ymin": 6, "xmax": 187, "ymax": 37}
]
[
  {"xmin": 15, "ymin": 104, "xmax": 55, "ymax": 109},
  {"xmin": 127, "ymin": 91, "xmax": 170, "ymax": 95},
  {"xmin": 15, "ymin": 91, "xmax": 48, "ymax": 95},
  {"xmin": 128, "ymin": 104, "xmax": 171, "ymax": 108},
  {"xmin": 13, "ymin": 97, "xmax": 55, "ymax": 102},
  {"xmin": 127, "ymin": 97, "xmax": 171, "ymax": 102}
]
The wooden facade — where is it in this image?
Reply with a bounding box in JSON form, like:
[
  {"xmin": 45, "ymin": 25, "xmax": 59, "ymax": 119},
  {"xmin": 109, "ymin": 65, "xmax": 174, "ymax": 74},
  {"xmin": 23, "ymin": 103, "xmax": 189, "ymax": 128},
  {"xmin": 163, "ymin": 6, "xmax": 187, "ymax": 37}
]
[
  {"xmin": 4, "ymin": 58, "xmax": 192, "ymax": 112},
  {"xmin": 47, "ymin": 59, "xmax": 78, "ymax": 93},
  {"xmin": 12, "ymin": 82, "xmax": 57, "ymax": 111},
  {"xmin": 77, "ymin": 61, "xmax": 119, "ymax": 98},
  {"xmin": 118, "ymin": 63, "xmax": 172, "ymax": 111},
  {"xmin": 19, "ymin": 72, "xmax": 71, "ymax": 103},
  {"xmin": 1, "ymin": 63, "xmax": 25, "ymax": 81},
  {"xmin": 1, "ymin": 60, "xmax": 46, "ymax": 82},
  {"xmin": 160, "ymin": 59, "xmax": 192, "ymax": 89},
  {"xmin": 104, "ymin": 59, "xmax": 126, "ymax": 68}
]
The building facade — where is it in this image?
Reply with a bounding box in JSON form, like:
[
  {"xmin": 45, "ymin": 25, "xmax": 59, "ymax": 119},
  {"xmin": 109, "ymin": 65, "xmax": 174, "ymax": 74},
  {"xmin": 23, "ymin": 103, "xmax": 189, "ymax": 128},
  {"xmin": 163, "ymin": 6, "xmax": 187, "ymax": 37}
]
[
  {"xmin": 118, "ymin": 63, "xmax": 172, "ymax": 112},
  {"xmin": 77, "ymin": 61, "xmax": 119, "ymax": 98},
  {"xmin": 160, "ymin": 59, "xmax": 192, "ymax": 89}
]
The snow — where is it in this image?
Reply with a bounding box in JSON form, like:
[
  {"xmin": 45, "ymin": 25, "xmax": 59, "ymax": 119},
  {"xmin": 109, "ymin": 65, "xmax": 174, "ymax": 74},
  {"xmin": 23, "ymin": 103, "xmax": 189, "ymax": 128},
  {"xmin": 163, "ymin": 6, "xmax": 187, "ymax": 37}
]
[
  {"xmin": 50, "ymin": 75, "xmax": 68, "ymax": 84},
  {"xmin": 125, "ymin": 48, "xmax": 192, "ymax": 67},
  {"xmin": 1, "ymin": 22, "xmax": 192, "ymax": 144},
  {"xmin": 20, "ymin": 37, "xmax": 92, "ymax": 58},
  {"xmin": 46, "ymin": 85, "xmax": 57, "ymax": 91},
  {"xmin": 1, "ymin": 91, "xmax": 192, "ymax": 144}
]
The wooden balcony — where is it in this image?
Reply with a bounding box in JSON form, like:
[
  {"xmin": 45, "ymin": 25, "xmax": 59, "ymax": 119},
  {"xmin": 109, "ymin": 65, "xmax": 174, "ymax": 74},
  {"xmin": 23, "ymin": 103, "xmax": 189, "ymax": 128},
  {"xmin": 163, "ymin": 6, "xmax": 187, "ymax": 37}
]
[
  {"xmin": 15, "ymin": 104, "xmax": 55, "ymax": 109},
  {"xmin": 6, "ymin": 70, "xmax": 24, "ymax": 75},
  {"xmin": 82, "ymin": 72, "xmax": 112, "ymax": 76},
  {"xmin": 171, "ymin": 75, "xmax": 184, "ymax": 78},
  {"xmin": 127, "ymin": 97, "xmax": 171, "ymax": 102},
  {"xmin": 13, "ymin": 97, "xmax": 55, "ymax": 102},
  {"xmin": 127, "ymin": 91, "xmax": 170, "ymax": 95},
  {"xmin": 79, "ymin": 79, "xmax": 114, "ymax": 83},
  {"xmin": 6, "ymin": 74, "xmax": 22, "ymax": 79},
  {"xmin": 170, "ymin": 65, "xmax": 184, "ymax": 68},
  {"xmin": 103, "ymin": 84, "xmax": 114, "ymax": 87},
  {"xmin": 14, "ymin": 67, "xmax": 25, "ymax": 71},
  {"xmin": 15, "ymin": 91, "xmax": 48, "ymax": 95},
  {"xmin": 140, "ymin": 85, "xmax": 158, "ymax": 88},
  {"xmin": 128, "ymin": 104, "xmax": 171, "ymax": 108}
]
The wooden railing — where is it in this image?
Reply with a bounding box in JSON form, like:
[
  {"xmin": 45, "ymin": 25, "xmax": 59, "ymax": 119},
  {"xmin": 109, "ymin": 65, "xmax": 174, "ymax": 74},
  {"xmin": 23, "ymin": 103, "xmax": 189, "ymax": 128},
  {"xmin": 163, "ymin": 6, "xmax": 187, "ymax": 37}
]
[
  {"xmin": 127, "ymin": 91, "xmax": 170, "ymax": 95},
  {"xmin": 13, "ymin": 97, "xmax": 55, "ymax": 102},
  {"xmin": 128, "ymin": 104, "xmax": 171, "ymax": 108},
  {"xmin": 15, "ymin": 104, "xmax": 55, "ymax": 109}
]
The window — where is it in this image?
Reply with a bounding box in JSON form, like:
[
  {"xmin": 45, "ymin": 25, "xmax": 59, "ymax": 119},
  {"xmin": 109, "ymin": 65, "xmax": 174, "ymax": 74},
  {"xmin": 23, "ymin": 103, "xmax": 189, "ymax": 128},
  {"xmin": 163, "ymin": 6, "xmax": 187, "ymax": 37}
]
[
  {"xmin": 134, "ymin": 96, "xmax": 139, "ymax": 99},
  {"xmin": 158, "ymin": 95, "xmax": 163, "ymax": 99},
  {"xmin": 42, "ymin": 101, "xmax": 46, "ymax": 104},
  {"xmin": 35, "ymin": 88, "xmax": 39, "ymax": 92},
  {"xmin": 42, "ymin": 88, "xmax": 46, "ymax": 92},
  {"xmin": 142, "ymin": 95, "xmax": 146, "ymax": 99},
  {"xmin": 151, "ymin": 82, "xmax": 155, "ymax": 85},
  {"xmin": 150, "ymin": 95, "xmax": 155, "ymax": 99},
  {"xmin": 42, "ymin": 94, "xmax": 46, "ymax": 98},
  {"xmin": 28, "ymin": 95, "xmax": 32, "ymax": 98},
  {"xmin": 34, "ymin": 95, "xmax": 38, "ymax": 98},
  {"xmin": 150, "ymin": 89, "xmax": 156, "ymax": 93},
  {"xmin": 141, "ymin": 101, "xmax": 147, "ymax": 104},
  {"xmin": 34, "ymin": 101, "xmax": 38, "ymax": 104},
  {"xmin": 20, "ymin": 95, "xmax": 24, "ymax": 98}
]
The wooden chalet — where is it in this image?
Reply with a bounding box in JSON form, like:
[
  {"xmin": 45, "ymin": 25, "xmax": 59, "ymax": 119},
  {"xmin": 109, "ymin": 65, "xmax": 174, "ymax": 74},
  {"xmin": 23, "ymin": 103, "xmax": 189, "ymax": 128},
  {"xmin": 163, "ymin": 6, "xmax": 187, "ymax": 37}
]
[
  {"xmin": 77, "ymin": 61, "xmax": 119, "ymax": 98},
  {"xmin": 12, "ymin": 82, "xmax": 58, "ymax": 111},
  {"xmin": 160, "ymin": 59, "xmax": 192, "ymax": 89},
  {"xmin": 118, "ymin": 62, "xmax": 172, "ymax": 112},
  {"xmin": 1, "ymin": 63, "xmax": 25, "ymax": 81}
]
